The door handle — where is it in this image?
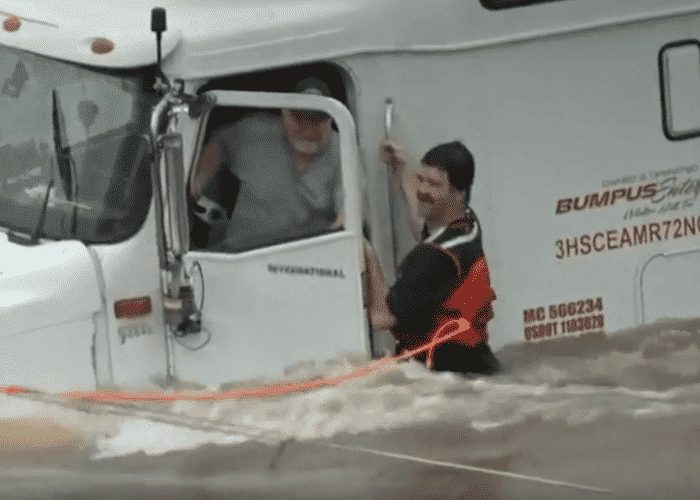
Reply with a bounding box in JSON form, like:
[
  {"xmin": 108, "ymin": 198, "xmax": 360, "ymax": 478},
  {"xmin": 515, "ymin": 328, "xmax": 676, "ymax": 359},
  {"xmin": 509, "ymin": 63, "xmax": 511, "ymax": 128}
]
[{"xmin": 384, "ymin": 98, "xmax": 393, "ymax": 139}]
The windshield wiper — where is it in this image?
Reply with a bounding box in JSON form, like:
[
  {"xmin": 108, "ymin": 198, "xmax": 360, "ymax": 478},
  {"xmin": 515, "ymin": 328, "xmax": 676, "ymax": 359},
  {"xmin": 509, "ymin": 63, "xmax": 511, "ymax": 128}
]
[
  {"xmin": 7, "ymin": 178, "xmax": 55, "ymax": 246},
  {"xmin": 51, "ymin": 88, "xmax": 84, "ymax": 236},
  {"xmin": 52, "ymin": 89, "xmax": 73, "ymax": 202},
  {"xmin": 29, "ymin": 179, "xmax": 54, "ymax": 244}
]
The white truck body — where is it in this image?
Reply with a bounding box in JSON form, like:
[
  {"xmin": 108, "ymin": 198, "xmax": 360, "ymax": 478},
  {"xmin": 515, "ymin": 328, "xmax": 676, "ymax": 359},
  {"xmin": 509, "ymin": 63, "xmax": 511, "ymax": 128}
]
[{"xmin": 1, "ymin": 0, "xmax": 699, "ymax": 390}]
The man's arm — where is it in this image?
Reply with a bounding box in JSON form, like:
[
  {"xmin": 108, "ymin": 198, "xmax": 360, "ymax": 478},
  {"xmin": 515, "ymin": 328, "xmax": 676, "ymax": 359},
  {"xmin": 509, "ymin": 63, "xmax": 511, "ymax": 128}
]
[
  {"xmin": 190, "ymin": 141, "xmax": 223, "ymax": 200},
  {"xmin": 379, "ymin": 139, "xmax": 424, "ymax": 242},
  {"xmin": 329, "ymin": 177, "xmax": 345, "ymax": 230},
  {"xmin": 363, "ymin": 240, "xmax": 397, "ymax": 330},
  {"xmin": 364, "ymin": 240, "xmax": 458, "ymax": 335}
]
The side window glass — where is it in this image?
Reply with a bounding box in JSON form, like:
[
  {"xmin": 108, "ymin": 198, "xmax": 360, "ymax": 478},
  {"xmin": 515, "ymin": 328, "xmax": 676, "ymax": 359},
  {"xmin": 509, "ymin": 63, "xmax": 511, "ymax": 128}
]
[
  {"xmin": 189, "ymin": 106, "xmax": 344, "ymax": 252},
  {"xmin": 659, "ymin": 40, "xmax": 700, "ymax": 141}
]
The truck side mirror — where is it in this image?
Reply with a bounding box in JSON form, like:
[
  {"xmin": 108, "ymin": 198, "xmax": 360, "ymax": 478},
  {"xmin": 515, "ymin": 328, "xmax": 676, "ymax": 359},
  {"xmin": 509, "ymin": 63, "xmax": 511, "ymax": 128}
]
[{"xmin": 160, "ymin": 132, "xmax": 190, "ymax": 259}]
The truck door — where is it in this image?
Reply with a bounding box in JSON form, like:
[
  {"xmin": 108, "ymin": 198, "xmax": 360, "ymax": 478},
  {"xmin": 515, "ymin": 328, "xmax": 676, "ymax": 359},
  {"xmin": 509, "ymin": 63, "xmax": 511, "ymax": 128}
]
[{"xmin": 173, "ymin": 90, "xmax": 369, "ymax": 385}]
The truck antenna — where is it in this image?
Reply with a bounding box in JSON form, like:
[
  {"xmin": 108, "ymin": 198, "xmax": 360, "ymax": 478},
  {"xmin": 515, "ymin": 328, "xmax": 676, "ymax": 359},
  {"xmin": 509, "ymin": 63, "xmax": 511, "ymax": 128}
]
[{"xmin": 151, "ymin": 7, "xmax": 167, "ymax": 90}]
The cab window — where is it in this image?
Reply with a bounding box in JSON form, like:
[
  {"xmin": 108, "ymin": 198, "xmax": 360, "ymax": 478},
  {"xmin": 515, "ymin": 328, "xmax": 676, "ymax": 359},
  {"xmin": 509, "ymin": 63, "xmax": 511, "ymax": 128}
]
[{"xmin": 189, "ymin": 106, "xmax": 344, "ymax": 253}]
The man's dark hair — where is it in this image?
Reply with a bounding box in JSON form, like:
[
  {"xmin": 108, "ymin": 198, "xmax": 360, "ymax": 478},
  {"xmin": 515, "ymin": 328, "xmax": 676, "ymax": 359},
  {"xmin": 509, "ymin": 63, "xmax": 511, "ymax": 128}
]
[{"xmin": 421, "ymin": 141, "xmax": 475, "ymax": 199}]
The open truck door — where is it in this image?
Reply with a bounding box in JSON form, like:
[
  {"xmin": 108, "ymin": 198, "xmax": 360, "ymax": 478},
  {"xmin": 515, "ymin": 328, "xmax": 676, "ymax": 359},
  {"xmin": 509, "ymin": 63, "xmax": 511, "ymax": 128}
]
[{"xmin": 170, "ymin": 90, "xmax": 369, "ymax": 386}]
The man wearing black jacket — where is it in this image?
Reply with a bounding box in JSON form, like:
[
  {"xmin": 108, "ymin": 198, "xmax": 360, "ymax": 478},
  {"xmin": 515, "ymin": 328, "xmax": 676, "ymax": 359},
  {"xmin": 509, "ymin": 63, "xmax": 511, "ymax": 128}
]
[{"xmin": 366, "ymin": 140, "xmax": 500, "ymax": 375}]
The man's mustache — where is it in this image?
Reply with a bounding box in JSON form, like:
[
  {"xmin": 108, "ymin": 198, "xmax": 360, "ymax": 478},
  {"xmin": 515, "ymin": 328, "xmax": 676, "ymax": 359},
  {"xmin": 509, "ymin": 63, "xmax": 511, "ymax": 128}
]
[{"xmin": 416, "ymin": 191, "xmax": 434, "ymax": 204}]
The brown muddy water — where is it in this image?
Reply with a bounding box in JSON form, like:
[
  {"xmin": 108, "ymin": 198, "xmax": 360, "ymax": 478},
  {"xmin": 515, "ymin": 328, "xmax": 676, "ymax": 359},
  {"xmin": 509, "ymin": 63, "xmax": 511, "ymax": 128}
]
[{"xmin": 1, "ymin": 318, "xmax": 699, "ymax": 499}]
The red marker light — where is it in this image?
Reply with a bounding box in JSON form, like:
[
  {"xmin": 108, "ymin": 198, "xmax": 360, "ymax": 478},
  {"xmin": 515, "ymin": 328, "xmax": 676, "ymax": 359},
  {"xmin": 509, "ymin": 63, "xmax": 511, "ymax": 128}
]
[
  {"xmin": 3, "ymin": 16, "xmax": 21, "ymax": 32},
  {"xmin": 91, "ymin": 37, "xmax": 114, "ymax": 54},
  {"xmin": 114, "ymin": 297, "xmax": 152, "ymax": 319}
]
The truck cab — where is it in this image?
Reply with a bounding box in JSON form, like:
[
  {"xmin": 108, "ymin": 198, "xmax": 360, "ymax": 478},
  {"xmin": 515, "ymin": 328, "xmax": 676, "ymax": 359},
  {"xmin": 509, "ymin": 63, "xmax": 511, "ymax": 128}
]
[{"xmin": 2, "ymin": 0, "xmax": 700, "ymax": 391}]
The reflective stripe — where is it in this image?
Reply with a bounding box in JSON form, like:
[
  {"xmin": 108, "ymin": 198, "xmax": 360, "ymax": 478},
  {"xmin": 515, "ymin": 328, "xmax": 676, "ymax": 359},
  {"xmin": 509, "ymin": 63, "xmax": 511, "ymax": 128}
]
[
  {"xmin": 439, "ymin": 220, "xmax": 479, "ymax": 249},
  {"xmin": 424, "ymin": 226, "xmax": 447, "ymax": 243}
]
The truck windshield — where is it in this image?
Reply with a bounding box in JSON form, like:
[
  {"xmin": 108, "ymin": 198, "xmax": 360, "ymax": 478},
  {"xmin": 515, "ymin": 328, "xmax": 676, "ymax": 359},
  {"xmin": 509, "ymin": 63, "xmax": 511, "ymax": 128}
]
[{"xmin": 0, "ymin": 44, "xmax": 155, "ymax": 244}]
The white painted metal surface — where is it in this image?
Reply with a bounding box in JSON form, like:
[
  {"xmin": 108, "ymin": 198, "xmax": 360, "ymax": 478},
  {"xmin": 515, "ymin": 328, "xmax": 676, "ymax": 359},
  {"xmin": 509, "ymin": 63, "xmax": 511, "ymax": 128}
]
[
  {"xmin": 0, "ymin": 233, "xmax": 101, "ymax": 389},
  {"xmin": 0, "ymin": 1, "xmax": 180, "ymax": 68},
  {"xmin": 0, "ymin": 233, "xmax": 100, "ymax": 337},
  {"xmin": 88, "ymin": 209, "xmax": 169, "ymax": 389},
  {"xmin": 0, "ymin": 0, "xmax": 699, "ymax": 76},
  {"xmin": 178, "ymin": 233, "xmax": 368, "ymax": 384}
]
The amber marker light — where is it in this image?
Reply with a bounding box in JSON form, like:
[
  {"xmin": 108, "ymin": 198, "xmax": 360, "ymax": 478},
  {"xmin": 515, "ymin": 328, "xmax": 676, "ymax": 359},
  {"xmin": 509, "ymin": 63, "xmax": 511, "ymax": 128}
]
[
  {"xmin": 114, "ymin": 297, "xmax": 152, "ymax": 319},
  {"xmin": 3, "ymin": 16, "xmax": 21, "ymax": 32},
  {"xmin": 91, "ymin": 37, "xmax": 114, "ymax": 54}
]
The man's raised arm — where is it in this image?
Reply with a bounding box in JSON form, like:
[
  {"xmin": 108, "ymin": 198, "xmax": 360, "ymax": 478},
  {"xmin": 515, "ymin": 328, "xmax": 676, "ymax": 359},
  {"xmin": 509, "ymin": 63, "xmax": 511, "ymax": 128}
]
[{"xmin": 379, "ymin": 139, "xmax": 423, "ymax": 242}]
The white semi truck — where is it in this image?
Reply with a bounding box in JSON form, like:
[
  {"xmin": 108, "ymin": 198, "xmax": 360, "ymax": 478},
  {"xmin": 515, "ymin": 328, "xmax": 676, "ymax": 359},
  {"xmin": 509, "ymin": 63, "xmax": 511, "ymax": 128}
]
[{"xmin": 2, "ymin": 0, "xmax": 700, "ymax": 391}]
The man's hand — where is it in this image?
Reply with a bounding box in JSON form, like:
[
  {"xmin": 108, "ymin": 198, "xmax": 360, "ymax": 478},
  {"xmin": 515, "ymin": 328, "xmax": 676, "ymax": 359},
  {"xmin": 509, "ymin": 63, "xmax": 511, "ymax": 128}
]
[
  {"xmin": 379, "ymin": 139, "xmax": 410, "ymax": 174},
  {"xmin": 329, "ymin": 211, "xmax": 345, "ymax": 230}
]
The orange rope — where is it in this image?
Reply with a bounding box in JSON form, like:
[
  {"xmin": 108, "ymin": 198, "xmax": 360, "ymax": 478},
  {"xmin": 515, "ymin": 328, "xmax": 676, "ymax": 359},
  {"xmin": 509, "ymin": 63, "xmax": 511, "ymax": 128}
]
[{"xmin": 1, "ymin": 318, "xmax": 470, "ymax": 403}]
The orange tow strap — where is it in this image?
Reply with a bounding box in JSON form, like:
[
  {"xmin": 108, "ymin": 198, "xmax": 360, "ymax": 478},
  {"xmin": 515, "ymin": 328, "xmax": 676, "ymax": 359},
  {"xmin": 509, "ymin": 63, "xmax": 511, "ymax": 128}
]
[{"xmin": 0, "ymin": 318, "xmax": 470, "ymax": 403}]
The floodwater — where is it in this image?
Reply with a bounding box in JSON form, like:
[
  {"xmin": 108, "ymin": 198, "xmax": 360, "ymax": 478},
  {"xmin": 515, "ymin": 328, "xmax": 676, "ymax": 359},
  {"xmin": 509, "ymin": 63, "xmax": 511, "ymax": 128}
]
[{"xmin": 1, "ymin": 318, "xmax": 699, "ymax": 499}]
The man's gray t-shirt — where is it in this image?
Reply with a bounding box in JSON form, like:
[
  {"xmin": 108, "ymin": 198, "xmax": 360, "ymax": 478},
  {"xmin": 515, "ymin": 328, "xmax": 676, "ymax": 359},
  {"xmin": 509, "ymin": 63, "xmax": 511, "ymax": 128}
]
[{"xmin": 212, "ymin": 112, "xmax": 342, "ymax": 252}]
